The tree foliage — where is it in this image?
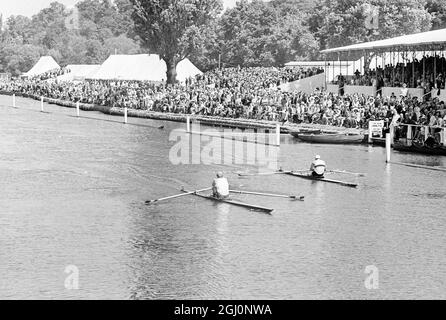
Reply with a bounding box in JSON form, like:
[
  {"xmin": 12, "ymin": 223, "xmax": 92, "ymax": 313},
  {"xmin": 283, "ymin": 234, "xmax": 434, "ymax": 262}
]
[
  {"xmin": 0, "ymin": 0, "xmax": 141, "ymax": 76},
  {"xmin": 130, "ymin": 0, "xmax": 223, "ymax": 83},
  {"xmin": 216, "ymin": 0, "xmax": 318, "ymax": 68},
  {"xmin": 0, "ymin": 0, "xmax": 444, "ymax": 77},
  {"xmin": 426, "ymin": 0, "xmax": 446, "ymax": 30},
  {"xmin": 310, "ymin": 0, "xmax": 433, "ymax": 51}
]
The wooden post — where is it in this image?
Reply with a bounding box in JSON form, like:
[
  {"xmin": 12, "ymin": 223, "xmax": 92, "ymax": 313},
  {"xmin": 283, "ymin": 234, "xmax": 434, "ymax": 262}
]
[
  {"xmin": 402, "ymin": 51, "xmax": 405, "ymax": 85},
  {"xmin": 40, "ymin": 97, "xmax": 44, "ymax": 112},
  {"xmin": 386, "ymin": 133, "xmax": 391, "ymax": 163},
  {"xmin": 423, "ymin": 50, "xmax": 425, "ymax": 85},
  {"xmin": 324, "ymin": 58, "xmax": 327, "ymax": 90},
  {"xmin": 276, "ymin": 123, "xmax": 280, "ymax": 146},
  {"xmin": 389, "ymin": 123, "xmax": 394, "ymax": 145},
  {"xmin": 76, "ymin": 101, "xmax": 80, "ymax": 117},
  {"xmin": 441, "ymin": 128, "xmax": 445, "ymax": 146},
  {"xmin": 434, "ymin": 51, "xmax": 437, "ymax": 86},
  {"xmin": 124, "ymin": 108, "xmax": 128, "ymax": 124},
  {"xmin": 407, "ymin": 124, "xmax": 412, "ymax": 140},
  {"xmin": 186, "ymin": 116, "xmax": 191, "ymax": 133},
  {"xmin": 12, "ymin": 94, "xmax": 16, "ymax": 108},
  {"xmin": 412, "ymin": 52, "xmax": 415, "ymax": 88},
  {"xmin": 392, "ymin": 51, "xmax": 395, "ymax": 86}
]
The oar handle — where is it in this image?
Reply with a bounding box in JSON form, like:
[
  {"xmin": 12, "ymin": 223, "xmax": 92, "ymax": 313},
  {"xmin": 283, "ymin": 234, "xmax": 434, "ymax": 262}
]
[{"xmin": 146, "ymin": 187, "xmax": 212, "ymax": 205}]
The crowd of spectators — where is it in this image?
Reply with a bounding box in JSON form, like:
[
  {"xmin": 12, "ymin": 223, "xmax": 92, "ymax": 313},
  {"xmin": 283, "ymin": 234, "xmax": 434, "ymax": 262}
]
[
  {"xmin": 332, "ymin": 56, "xmax": 446, "ymax": 94},
  {"xmin": 28, "ymin": 67, "xmax": 71, "ymax": 81},
  {"xmin": 1, "ymin": 65, "xmax": 445, "ymax": 133}
]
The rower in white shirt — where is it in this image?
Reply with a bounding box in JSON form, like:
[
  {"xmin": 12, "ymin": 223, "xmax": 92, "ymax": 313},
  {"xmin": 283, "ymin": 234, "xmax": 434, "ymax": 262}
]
[
  {"xmin": 310, "ymin": 155, "xmax": 327, "ymax": 178},
  {"xmin": 212, "ymin": 172, "xmax": 229, "ymax": 199}
]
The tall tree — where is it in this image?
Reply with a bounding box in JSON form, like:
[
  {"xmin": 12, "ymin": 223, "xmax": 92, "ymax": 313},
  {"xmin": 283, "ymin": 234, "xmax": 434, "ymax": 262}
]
[
  {"xmin": 0, "ymin": 44, "xmax": 43, "ymax": 76},
  {"xmin": 425, "ymin": 0, "xmax": 446, "ymax": 30},
  {"xmin": 130, "ymin": 0, "xmax": 223, "ymax": 84},
  {"xmin": 218, "ymin": 0, "xmax": 318, "ymax": 67},
  {"xmin": 3, "ymin": 15, "xmax": 33, "ymax": 44}
]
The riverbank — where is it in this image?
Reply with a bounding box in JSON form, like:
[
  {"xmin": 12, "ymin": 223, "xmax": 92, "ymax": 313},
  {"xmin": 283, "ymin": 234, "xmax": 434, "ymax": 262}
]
[{"xmin": 0, "ymin": 91, "xmax": 364, "ymax": 135}]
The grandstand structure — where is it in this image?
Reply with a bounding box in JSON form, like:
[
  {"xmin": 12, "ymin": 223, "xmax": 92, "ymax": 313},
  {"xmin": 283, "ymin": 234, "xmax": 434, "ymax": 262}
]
[{"xmin": 320, "ymin": 28, "xmax": 446, "ymax": 101}]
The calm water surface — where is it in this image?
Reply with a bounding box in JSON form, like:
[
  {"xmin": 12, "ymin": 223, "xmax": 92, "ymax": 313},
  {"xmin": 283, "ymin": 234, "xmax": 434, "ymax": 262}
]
[{"xmin": 0, "ymin": 95, "xmax": 445, "ymax": 299}]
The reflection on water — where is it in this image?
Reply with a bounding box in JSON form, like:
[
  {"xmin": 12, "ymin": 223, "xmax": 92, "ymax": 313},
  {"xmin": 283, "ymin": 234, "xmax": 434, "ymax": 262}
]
[{"xmin": 0, "ymin": 95, "xmax": 446, "ymax": 299}]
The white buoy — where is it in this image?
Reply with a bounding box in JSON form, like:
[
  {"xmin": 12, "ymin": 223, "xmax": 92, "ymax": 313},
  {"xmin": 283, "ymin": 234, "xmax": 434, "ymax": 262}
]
[
  {"xmin": 76, "ymin": 101, "xmax": 80, "ymax": 117},
  {"xmin": 124, "ymin": 107, "xmax": 128, "ymax": 124},
  {"xmin": 40, "ymin": 97, "xmax": 44, "ymax": 112},
  {"xmin": 12, "ymin": 94, "xmax": 16, "ymax": 108},
  {"xmin": 386, "ymin": 133, "xmax": 391, "ymax": 163},
  {"xmin": 186, "ymin": 116, "xmax": 191, "ymax": 133},
  {"xmin": 276, "ymin": 123, "xmax": 280, "ymax": 146}
]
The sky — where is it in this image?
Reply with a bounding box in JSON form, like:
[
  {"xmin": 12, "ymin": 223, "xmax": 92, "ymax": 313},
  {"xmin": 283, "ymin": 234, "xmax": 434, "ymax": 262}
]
[{"xmin": 0, "ymin": 0, "xmax": 240, "ymax": 19}]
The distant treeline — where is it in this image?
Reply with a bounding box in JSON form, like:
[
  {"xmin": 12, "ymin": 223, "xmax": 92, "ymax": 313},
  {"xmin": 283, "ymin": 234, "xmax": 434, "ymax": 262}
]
[{"xmin": 0, "ymin": 0, "xmax": 445, "ymax": 76}]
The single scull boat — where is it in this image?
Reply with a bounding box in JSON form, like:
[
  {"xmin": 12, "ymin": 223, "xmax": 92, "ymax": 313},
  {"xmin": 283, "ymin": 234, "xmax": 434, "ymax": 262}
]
[
  {"xmin": 282, "ymin": 171, "xmax": 358, "ymax": 188},
  {"xmin": 182, "ymin": 188, "xmax": 274, "ymax": 214}
]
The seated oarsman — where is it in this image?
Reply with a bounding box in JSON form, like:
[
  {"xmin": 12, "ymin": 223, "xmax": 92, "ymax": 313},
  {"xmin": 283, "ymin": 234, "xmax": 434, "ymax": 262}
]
[
  {"xmin": 310, "ymin": 155, "xmax": 326, "ymax": 178},
  {"xmin": 212, "ymin": 172, "xmax": 229, "ymax": 199}
]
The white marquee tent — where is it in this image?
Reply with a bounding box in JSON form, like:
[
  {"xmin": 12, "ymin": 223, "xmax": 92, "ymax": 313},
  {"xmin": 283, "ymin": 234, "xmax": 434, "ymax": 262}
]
[
  {"xmin": 56, "ymin": 64, "xmax": 101, "ymax": 82},
  {"xmin": 175, "ymin": 58, "xmax": 203, "ymax": 83},
  {"xmin": 23, "ymin": 56, "xmax": 60, "ymax": 78},
  {"xmin": 87, "ymin": 54, "xmax": 202, "ymax": 83}
]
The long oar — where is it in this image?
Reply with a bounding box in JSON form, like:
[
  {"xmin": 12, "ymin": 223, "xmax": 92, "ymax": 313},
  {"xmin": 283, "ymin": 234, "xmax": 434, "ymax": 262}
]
[
  {"xmin": 238, "ymin": 171, "xmax": 292, "ymax": 177},
  {"xmin": 230, "ymin": 189, "xmax": 304, "ymax": 201},
  {"xmin": 145, "ymin": 187, "xmax": 212, "ymax": 205},
  {"xmin": 330, "ymin": 169, "xmax": 366, "ymax": 177},
  {"xmin": 290, "ymin": 169, "xmax": 364, "ymax": 177}
]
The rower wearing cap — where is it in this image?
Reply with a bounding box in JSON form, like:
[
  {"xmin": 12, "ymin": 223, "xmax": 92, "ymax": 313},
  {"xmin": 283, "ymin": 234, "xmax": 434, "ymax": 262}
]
[
  {"xmin": 212, "ymin": 172, "xmax": 229, "ymax": 199},
  {"xmin": 310, "ymin": 155, "xmax": 326, "ymax": 178}
]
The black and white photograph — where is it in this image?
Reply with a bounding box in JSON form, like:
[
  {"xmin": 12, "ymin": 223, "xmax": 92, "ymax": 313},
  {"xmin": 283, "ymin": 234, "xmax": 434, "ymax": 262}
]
[{"xmin": 0, "ymin": 0, "xmax": 445, "ymax": 306}]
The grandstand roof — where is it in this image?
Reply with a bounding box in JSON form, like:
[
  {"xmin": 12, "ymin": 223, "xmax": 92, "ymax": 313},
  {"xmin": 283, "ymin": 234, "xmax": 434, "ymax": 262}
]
[
  {"xmin": 23, "ymin": 56, "xmax": 60, "ymax": 78},
  {"xmin": 321, "ymin": 28, "xmax": 446, "ymax": 54},
  {"xmin": 87, "ymin": 54, "xmax": 202, "ymax": 82},
  {"xmin": 285, "ymin": 61, "xmax": 354, "ymax": 67}
]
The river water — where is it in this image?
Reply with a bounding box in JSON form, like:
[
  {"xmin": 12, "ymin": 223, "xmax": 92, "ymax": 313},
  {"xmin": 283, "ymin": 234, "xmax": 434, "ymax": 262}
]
[{"xmin": 0, "ymin": 94, "xmax": 445, "ymax": 300}]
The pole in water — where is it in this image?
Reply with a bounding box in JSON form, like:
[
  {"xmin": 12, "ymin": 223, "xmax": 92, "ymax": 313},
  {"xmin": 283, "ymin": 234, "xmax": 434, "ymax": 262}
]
[
  {"xmin": 124, "ymin": 107, "xmax": 128, "ymax": 124},
  {"xmin": 368, "ymin": 121, "xmax": 373, "ymax": 144},
  {"xmin": 186, "ymin": 116, "xmax": 191, "ymax": 133},
  {"xmin": 12, "ymin": 94, "xmax": 16, "ymax": 108},
  {"xmin": 40, "ymin": 97, "xmax": 44, "ymax": 112},
  {"xmin": 386, "ymin": 133, "xmax": 391, "ymax": 163},
  {"xmin": 76, "ymin": 101, "xmax": 80, "ymax": 117},
  {"xmin": 276, "ymin": 123, "xmax": 280, "ymax": 146}
]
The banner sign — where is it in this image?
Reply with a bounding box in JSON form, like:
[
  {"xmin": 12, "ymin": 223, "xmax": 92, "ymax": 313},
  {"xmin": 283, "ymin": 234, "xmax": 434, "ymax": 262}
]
[{"xmin": 369, "ymin": 120, "xmax": 384, "ymax": 137}]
